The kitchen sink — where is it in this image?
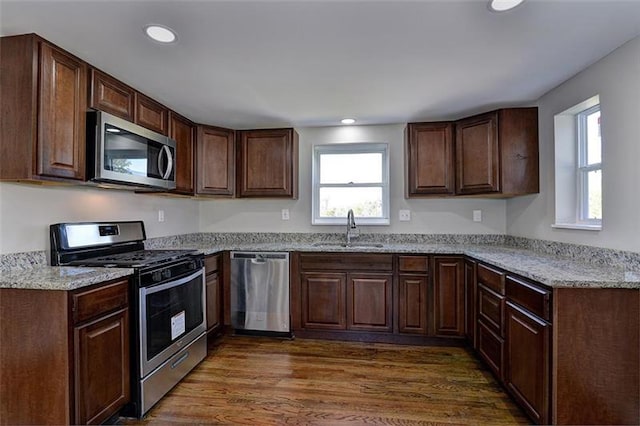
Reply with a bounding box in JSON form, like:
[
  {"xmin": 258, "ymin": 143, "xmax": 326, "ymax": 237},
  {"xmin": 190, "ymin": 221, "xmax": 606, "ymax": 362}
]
[{"xmin": 312, "ymin": 242, "xmax": 384, "ymax": 248}]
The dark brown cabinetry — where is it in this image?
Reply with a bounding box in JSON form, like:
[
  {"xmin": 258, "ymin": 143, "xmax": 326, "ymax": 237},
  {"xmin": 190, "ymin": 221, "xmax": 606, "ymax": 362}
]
[
  {"xmin": 135, "ymin": 92, "xmax": 168, "ymax": 135},
  {"xmin": 432, "ymin": 257, "xmax": 465, "ymax": 337},
  {"xmin": 301, "ymin": 272, "xmax": 347, "ymax": 330},
  {"xmin": 169, "ymin": 112, "xmax": 196, "ymax": 194},
  {"xmin": 197, "ymin": 125, "xmax": 235, "ymax": 196},
  {"xmin": 1, "ymin": 34, "xmax": 87, "ymax": 182},
  {"xmin": 89, "ymin": 68, "xmax": 135, "ymax": 121},
  {"xmin": 504, "ymin": 275, "xmax": 551, "ymax": 425},
  {"xmin": 236, "ymin": 128, "xmax": 299, "ymax": 198},
  {"xmin": 0, "ymin": 278, "xmax": 130, "ymax": 425},
  {"xmin": 464, "ymin": 259, "xmax": 477, "ymax": 348},
  {"xmin": 455, "ymin": 108, "xmax": 538, "ymax": 196},
  {"xmin": 405, "ymin": 122, "xmax": 455, "ymax": 196},
  {"xmin": 205, "ymin": 254, "xmax": 223, "ymax": 335},
  {"xmin": 397, "ymin": 255, "xmax": 429, "ymax": 335},
  {"xmin": 298, "ymin": 253, "xmax": 393, "ymax": 333},
  {"xmin": 475, "ymin": 263, "xmax": 506, "ymax": 380}
]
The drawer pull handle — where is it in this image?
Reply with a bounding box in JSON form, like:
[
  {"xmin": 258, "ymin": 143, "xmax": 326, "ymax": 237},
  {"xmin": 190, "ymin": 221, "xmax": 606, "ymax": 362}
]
[{"xmin": 171, "ymin": 351, "xmax": 189, "ymax": 369}]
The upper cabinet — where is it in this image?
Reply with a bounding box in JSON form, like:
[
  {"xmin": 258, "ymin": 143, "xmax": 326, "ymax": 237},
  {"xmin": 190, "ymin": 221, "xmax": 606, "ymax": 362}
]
[
  {"xmin": 456, "ymin": 108, "xmax": 539, "ymax": 196},
  {"xmin": 406, "ymin": 107, "xmax": 539, "ymax": 198},
  {"xmin": 236, "ymin": 128, "xmax": 299, "ymax": 198},
  {"xmin": 197, "ymin": 125, "xmax": 235, "ymax": 196},
  {"xmin": 89, "ymin": 67, "xmax": 169, "ymax": 135},
  {"xmin": 405, "ymin": 122, "xmax": 455, "ymax": 196},
  {"xmin": 169, "ymin": 112, "xmax": 197, "ymax": 194},
  {"xmin": 89, "ymin": 68, "xmax": 135, "ymax": 121},
  {"xmin": 1, "ymin": 34, "xmax": 87, "ymax": 182},
  {"xmin": 134, "ymin": 92, "xmax": 169, "ymax": 135}
]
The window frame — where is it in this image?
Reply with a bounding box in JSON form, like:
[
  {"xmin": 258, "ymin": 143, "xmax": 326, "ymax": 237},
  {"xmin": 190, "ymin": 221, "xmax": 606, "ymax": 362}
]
[
  {"xmin": 312, "ymin": 142, "xmax": 390, "ymax": 225},
  {"xmin": 576, "ymin": 104, "xmax": 602, "ymax": 225}
]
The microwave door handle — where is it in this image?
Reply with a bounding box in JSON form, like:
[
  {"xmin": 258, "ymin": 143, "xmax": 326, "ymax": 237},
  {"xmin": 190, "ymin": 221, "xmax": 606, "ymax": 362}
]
[
  {"xmin": 157, "ymin": 145, "xmax": 173, "ymax": 179},
  {"xmin": 162, "ymin": 145, "xmax": 173, "ymax": 179}
]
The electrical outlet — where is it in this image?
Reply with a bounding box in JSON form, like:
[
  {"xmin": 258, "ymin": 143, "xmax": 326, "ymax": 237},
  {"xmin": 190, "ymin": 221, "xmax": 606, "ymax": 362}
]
[
  {"xmin": 399, "ymin": 210, "xmax": 411, "ymax": 221},
  {"xmin": 158, "ymin": 210, "xmax": 165, "ymax": 222},
  {"xmin": 473, "ymin": 210, "xmax": 482, "ymax": 222},
  {"xmin": 281, "ymin": 209, "xmax": 290, "ymax": 220}
]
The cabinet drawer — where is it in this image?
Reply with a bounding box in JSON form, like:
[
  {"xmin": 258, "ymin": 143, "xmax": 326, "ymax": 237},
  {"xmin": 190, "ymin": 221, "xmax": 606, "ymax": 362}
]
[
  {"xmin": 72, "ymin": 279, "xmax": 129, "ymax": 324},
  {"xmin": 477, "ymin": 284, "xmax": 504, "ymax": 334},
  {"xmin": 506, "ymin": 276, "xmax": 551, "ymax": 321},
  {"xmin": 300, "ymin": 253, "xmax": 393, "ymax": 272},
  {"xmin": 398, "ymin": 256, "xmax": 429, "ymax": 273},
  {"xmin": 478, "ymin": 319, "xmax": 504, "ymax": 381},
  {"xmin": 204, "ymin": 254, "xmax": 220, "ymax": 275},
  {"xmin": 477, "ymin": 263, "xmax": 505, "ymax": 294}
]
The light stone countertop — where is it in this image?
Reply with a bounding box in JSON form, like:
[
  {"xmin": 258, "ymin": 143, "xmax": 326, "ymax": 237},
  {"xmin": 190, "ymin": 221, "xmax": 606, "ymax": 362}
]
[
  {"xmin": 156, "ymin": 241, "xmax": 640, "ymax": 289},
  {"xmin": 0, "ymin": 266, "xmax": 134, "ymax": 291},
  {"xmin": 1, "ymin": 241, "xmax": 638, "ymax": 291}
]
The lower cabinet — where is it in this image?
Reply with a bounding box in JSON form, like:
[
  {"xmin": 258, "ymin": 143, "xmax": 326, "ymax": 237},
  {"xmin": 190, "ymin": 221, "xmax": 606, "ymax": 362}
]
[
  {"xmin": 0, "ymin": 278, "xmax": 130, "ymax": 425},
  {"xmin": 433, "ymin": 257, "xmax": 465, "ymax": 337},
  {"xmin": 347, "ymin": 273, "xmax": 392, "ymax": 332},
  {"xmin": 301, "ymin": 272, "xmax": 346, "ymax": 330},
  {"xmin": 464, "ymin": 259, "xmax": 477, "ymax": 348},
  {"xmin": 398, "ymin": 274, "xmax": 428, "ymax": 334},
  {"xmin": 477, "ymin": 319, "xmax": 504, "ymax": 381},
  {"xmin": 204, "ymin": 254, "xmax": 223, "ymax": 335},
  {"xmin": 504, "ymin": 302, "xmax": 550, "ymax": 425},
  {"xmin": 74, "ymin": 308, "xmax": 129, "ymax": 424}
]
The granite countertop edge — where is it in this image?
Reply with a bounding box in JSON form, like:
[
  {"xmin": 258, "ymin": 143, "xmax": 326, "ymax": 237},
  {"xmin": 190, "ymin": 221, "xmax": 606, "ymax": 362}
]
[{"xmin": 2, "ymin": 242, "xmax": 639, "ymax": 290}]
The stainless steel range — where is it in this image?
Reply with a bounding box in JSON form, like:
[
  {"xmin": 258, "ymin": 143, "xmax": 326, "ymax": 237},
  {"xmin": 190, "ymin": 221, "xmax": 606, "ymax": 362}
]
[{"xmin": 50, "ymin": 221, "xmax": 207, "ymax": 418}]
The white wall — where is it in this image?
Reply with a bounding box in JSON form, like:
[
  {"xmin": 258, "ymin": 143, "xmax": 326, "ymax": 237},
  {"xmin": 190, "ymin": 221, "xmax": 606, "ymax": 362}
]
[
  {"xmin": 199, "ymin": 124, "xmax": 507, "ymax": 235},
  {"xmin": 0, "ymin": 183, "xmax": 198, "ymax": 254},
  {"xmin": 507, "ymin": 36, "xmax": 640, "ymax": 253}
]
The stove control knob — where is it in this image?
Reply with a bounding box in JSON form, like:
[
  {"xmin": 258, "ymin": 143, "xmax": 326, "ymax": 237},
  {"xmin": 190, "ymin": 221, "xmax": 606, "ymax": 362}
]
[
  {"xmin": 152, "ymin": 271, "xmax": 162, "ymax": 282},
  {"xmin": 162, "ymin": 269, "xmax": 172, "ymax": 279}
]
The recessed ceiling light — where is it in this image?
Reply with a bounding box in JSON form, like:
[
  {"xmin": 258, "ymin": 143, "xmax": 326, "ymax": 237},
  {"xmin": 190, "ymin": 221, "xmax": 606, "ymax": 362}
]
[
  {"xmin": 488, "ymin": 0, "xmax": 525, "ymax": 12},
  {"xmin": 144, "ymin": 24, "xmax": 177, "ymax": 43},
  {"xmin": 341, "ymin": 118, "xmax": 356, "ymax": 125}
]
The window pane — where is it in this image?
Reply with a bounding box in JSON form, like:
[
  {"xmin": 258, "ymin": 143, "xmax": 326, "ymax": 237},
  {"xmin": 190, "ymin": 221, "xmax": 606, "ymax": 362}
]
[
  {"xmin": 586, "ymin": 109, "xmax": 601, "ymax": 165},
  {"xmin": 320, "ymin": 153, "xmax": 382, "ymax": 184},
  {"xmin": 586, "ymin": 169, "xmax": 602, "ymax": 220},
  {"xmin": 319, "ymin": 187, "xmax": 382, "ymax": 218}
]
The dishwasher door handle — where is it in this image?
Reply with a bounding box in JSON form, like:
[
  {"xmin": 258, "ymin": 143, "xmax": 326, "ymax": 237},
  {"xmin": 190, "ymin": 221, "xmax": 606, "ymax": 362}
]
[{"xmin": 251, "ymin": 258, "xmax": 267, "ymax": 264}]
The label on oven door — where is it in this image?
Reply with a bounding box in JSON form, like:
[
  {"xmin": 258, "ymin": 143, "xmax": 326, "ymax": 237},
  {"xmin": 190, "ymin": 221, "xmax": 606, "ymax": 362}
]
[{"xmin": 171, "ymin": 311, "xmax": 186, "ymax": 340}]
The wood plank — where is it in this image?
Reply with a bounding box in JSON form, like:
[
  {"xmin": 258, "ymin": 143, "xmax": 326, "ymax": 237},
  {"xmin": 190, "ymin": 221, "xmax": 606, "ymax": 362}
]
[{"xmin": 126, "ymin": 337, "xmax": 528, "ymax": 425}]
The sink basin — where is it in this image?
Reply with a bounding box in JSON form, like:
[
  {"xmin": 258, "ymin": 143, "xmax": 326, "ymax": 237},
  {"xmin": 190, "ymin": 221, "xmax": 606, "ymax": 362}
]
[{"xmin": 312, "ymin": 242, "xmax": 384, "ymax": 248}]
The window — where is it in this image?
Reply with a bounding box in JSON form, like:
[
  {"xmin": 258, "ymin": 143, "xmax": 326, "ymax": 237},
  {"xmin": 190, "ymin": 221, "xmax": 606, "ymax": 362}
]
[
  {"xmin": 577, "ymin": 105, "xmax": 602, "ymax": 223},
  {"xmin": 312, "ymin": 143, "xmax": 389, "ymax": 225},
  {"xmin": 553, "ymin": 95, "xmax": 602, "ymax": 230}
]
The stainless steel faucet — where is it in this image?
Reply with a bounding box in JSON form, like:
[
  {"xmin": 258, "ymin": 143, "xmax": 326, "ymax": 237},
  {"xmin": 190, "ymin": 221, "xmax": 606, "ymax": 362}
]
[{"xmin": 346, "ymin": 209, "xmax": 359, "ymax": 245}]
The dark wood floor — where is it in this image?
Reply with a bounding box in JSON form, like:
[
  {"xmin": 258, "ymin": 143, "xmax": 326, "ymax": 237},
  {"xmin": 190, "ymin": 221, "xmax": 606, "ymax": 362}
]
[{"xmin": 130, "ymin": 336, "xmax": 529, "ymax": 425}]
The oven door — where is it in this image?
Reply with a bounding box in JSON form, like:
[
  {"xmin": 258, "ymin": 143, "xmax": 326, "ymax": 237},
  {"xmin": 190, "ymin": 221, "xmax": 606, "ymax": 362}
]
[{"xmin": 139, "ymin": 268, "xmax": 206, "ymax": 377}]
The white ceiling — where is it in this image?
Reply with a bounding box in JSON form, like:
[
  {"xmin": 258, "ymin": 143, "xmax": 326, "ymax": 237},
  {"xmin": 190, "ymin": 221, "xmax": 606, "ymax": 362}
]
[{"xmin": 2, "ymin": 0, "xmax": 640, "ymax": 129}]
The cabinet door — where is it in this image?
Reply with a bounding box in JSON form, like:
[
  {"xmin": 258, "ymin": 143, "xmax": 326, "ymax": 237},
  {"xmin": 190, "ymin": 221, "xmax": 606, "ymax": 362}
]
[
  {"xmin": 169, "ymin": 112, "xmax": 196, "ymax": 194},
  {"xmin": 89, "ymin": 68, "xmax": 134, "ymax": 121},
  {"xmin": 301, "ymin": 272, "xmax": 346, "ymax": 330},
  {"xmin": 505, "ymin": 302, "xmax": 550, "ymax": 425},
  {"xmin": 398, "ymin": 274, "xmax": 427, "ymax": 334},
  {"xmin": 206, "ymin": 272, "xmax": 221, "ymax": 332},
  {"xmin": 433, "ymin": 257, "xmax": 464, "ymax": 336},
  {"xmin": 197, "ymin": 125, "xmax": 235, "ymax": 196},
  {"xmin": 405, "ymin": 122, "xmax": 455, "ymax": 196},
  {"xmin": 347, "ymin": 274, "xmax": 393, "ymax": 332},
  {"xmin": 38, "ymin": 42, "xmax": 87, "ymax": 180},
  {"xmin": 74, "ymin": 308, "xmax": 130, "ymax": 425},
  {"xmin": 478, "ymin": 319, "xmax": 504, "ymax": 382},
  {"xmin": 236, "ymin": 129, "xmax": 298, "ymax": 198},
  {"xmin": 464, "ymin": 259, "xmax": 477, "ymax": 348},
  {"xmin": 456, "ymin": 111, "xmax": 500, "ymax": 194},
  {"xmin": 135, "ymin": 92, "xmax": 168, "ymax": 135}
]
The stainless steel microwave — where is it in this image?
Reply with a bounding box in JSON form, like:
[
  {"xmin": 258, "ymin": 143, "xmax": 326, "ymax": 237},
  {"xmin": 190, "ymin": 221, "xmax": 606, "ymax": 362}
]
[{"xmin": 87, "ymin": 111, "xmax": 177, "ymax": 190}]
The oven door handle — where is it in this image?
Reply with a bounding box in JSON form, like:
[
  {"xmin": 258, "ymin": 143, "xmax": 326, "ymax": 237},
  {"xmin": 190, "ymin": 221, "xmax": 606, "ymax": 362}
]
[{"xmin": 141, "ymin": 268, "xmax": 204, "ymax": 296}]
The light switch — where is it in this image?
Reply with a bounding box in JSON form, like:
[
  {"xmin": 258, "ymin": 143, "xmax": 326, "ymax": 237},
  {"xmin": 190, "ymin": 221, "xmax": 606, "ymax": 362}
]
[
  {"xmin": 473, "ymin": 210, "xmax": 482, "ymax": 222},
  {"xmin": 158, "ymin": 210, "xmax": 165, "ymax": 222},
  {"xmin": 281, "ymin": 209, "xmax": 290, "ymax": 220},
  {"xmin": 399, "ymin": 210, "xmax": 411, "ymax": 221}
]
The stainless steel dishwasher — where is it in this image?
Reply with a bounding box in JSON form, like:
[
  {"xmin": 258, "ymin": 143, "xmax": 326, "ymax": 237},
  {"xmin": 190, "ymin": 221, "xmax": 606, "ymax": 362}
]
[{"xmin": 230, "ymin": 252, "xmax": 291, "ymax": 336}]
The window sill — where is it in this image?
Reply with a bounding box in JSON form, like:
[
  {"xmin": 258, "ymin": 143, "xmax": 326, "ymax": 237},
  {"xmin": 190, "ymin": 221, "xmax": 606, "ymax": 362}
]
[
  {"xmin": 551, "ymin": 223, "xmax": 602, "ymax": 231},
  {"xmin": 312, "ymin": 218, "xmax": 390, "ymax": 226}
]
